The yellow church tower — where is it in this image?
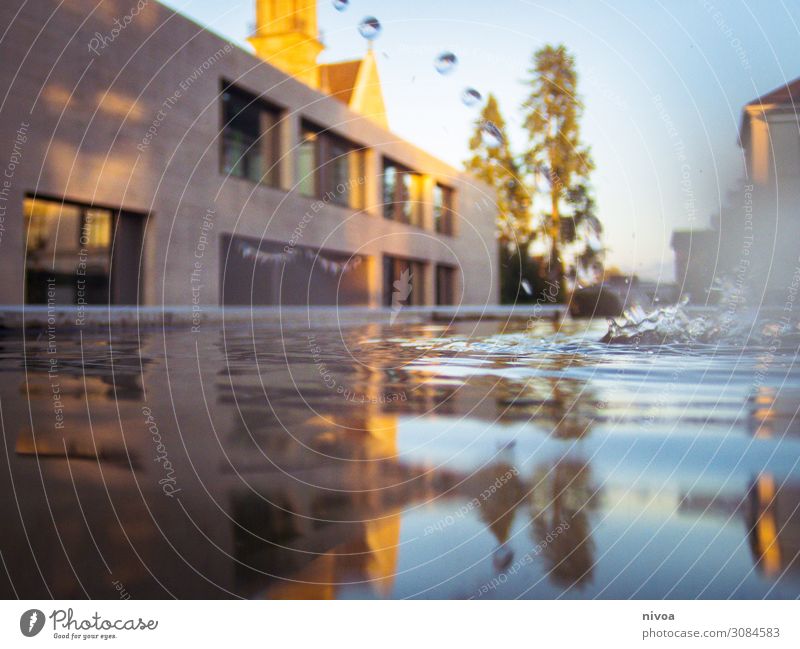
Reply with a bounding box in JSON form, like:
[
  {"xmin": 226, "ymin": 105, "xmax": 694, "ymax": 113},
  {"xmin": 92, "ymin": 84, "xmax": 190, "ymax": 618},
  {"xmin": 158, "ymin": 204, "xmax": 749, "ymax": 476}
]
[
  {"xmin": 249, "ymin": 0, "xmax": 388, "ymax": 128},
  {"xmin": 248, "ymin": 0, "xmax": 324, "ymax": 88}
]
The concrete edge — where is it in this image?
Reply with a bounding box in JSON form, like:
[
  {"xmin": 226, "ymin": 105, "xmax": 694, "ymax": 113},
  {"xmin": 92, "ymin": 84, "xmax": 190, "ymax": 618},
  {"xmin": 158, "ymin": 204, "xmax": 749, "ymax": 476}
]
[{"xmin": 0, "ymin": 305, "xmax": 568, "ymax": 331}]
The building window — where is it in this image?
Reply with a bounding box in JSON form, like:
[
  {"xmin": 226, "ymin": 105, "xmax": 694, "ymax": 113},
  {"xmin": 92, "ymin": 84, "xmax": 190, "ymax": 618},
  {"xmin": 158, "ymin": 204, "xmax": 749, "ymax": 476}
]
[
  {"xmin": 297, "ymin": 122, "xmax": 365, "ymax": 209},
  {"xmin": 83, "ymin": 208, "xmax": 112, "ymax": 248},
  {"xmin": 433, "ymin": 183, "xmax": 456, "ymax": 236},
  {"xmin": 24, "ymin": 195, "xmax": 144, "ymax": 305},
  {"xmin": 383, "ymin": 158, "xmax": 423, "ymax": 227},
  {"xmin": 221, "ymin": 82, "xmax": 280, "ymax": 186},
  {"xmin": 25, "ymin": 197, "xmax": 85, "ymax": 260},
  {"xmin": 297, "ymin": 125, "xmax": 319, "ymax": 198},
  {"xmin": 436, "ymin": 264, "xmax": 457, "ymax": 305},
  {"xmin": 328, "ymin": 134, "xmax": 365, "ymax": 208},
  {"xmin": 383, "ymin": 255, "xmax": 426, "ymax": 307},
  {"xmin": 24, "ymin": 196, "xmax": 112, "ymax": 304}
]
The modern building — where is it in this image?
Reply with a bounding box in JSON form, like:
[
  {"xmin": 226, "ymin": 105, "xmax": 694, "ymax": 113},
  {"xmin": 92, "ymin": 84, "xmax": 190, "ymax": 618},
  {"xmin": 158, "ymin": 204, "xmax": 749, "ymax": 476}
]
[{"xmin": 0, "ymin": 0, "xmax": 498, "ymax": 309}]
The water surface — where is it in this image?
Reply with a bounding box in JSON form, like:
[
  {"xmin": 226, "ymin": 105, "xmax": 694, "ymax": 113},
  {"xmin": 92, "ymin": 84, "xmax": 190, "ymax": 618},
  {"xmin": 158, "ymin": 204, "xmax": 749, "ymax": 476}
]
[{"xmin": 1, "ymin": 315, "xmax": 798, "ymax": 599}]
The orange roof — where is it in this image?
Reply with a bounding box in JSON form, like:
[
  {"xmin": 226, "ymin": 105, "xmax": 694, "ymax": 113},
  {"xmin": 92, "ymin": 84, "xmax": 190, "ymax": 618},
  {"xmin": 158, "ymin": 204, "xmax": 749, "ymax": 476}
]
[
  {"xmin": 320, "ymin": 59, "xmax": 363, "ymax": 106},
  {"xmin": 319, "ymin": 52, "xmax": 388, "ymax": 129}
]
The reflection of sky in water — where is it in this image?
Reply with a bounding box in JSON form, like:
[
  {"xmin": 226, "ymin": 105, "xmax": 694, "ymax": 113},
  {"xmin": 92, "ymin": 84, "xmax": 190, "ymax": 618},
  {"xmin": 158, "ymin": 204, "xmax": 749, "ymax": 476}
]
[
  {"xmin": 397, "ymin": 416, "xmax": 800, "ymax": 488},
  {"xmin": 328, "ymin": 491, "xmax": 795, "ymax": 599}
]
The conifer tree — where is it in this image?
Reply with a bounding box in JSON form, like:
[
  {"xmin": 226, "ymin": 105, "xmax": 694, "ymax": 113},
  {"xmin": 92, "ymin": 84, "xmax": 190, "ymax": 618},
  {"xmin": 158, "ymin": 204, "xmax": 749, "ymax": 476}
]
[
  {"xmin": 465, "ymin": 94, "xmax": 532, "ymax": 246},
  {"xmin": 522, "ymin": 44, "xmax": 594, "ymax": 291}
]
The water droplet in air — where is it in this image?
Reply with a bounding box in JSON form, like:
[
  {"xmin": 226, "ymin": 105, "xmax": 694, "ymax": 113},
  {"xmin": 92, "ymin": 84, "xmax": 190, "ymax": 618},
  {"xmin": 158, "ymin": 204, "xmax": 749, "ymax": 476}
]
[
  {"xmin": 435, "ymin": 51, "xmax": 458, "ymax": 75},
  {"xmin": 461, "ymin": 87, "xmax": 482, "ymax": 107},
  {"xmin": 358, "ymin": 16, "xmax": 382, "ymax": 40},
  {"xmin": 521, "ymin": 279, "xmax": 533, "ymax": 295},
  {"xmin": 332, "ymin": 0, "xmax": 349, "ymax": 11},
  {"xmin": 481, "ymin": 121, "xmax": 504, "ymax": 148}
]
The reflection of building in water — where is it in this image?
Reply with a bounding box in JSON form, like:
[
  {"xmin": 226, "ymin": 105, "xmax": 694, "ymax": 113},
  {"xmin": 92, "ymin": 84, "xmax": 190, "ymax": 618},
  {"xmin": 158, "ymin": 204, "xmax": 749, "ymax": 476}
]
[
  {"xmin": 679, "ymin": 473, "xmax": 800, "ymax": 583},
  {"xmin": 748, "ymin": 386, "xmax": 800, "ymax": 438},
  {"xmin": 15, "ymin": 346, "xmax": 145, "ymax": 465},
  {"xmin": 251, "ymin": 509, "xmax": 402, "ymax": 600},
  {"xmin": 214, "ymin": 327, "xmax": 433, "ymax": 598},
  {"xmin": 747, "ymin": 474, "xmax": 800, "ymax": 578},
  {"xmin": 496, "ymin": 375, "xmax": 600, "ymax": 437},
  {"xmin": 0, "ymin": 324, "xmax": 441, "ymax": 598},
  {"xmin": 224, "ymin": 408, "xmax": 408, "ymax": 599}
]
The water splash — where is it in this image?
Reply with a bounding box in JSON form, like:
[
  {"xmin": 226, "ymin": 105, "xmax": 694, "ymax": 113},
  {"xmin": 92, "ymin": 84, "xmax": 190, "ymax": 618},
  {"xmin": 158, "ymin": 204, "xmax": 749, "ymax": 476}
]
[
  {"xmin": 358, "ymin": 16, "xmax": 382, "ymax": 40},
  {"xmin": 601, "ymin": 294, "xmax": 800, "ymax": 350},
  {"xmin": 435, "ymin": 52, "xmax": 458, "ymax": 75},
  {"xmin": 601, "ymin": 297, "xmax": 721, "ymax": 345},
  {"xmin": 480, "ymin": 121, "xmax": 504, "ymax": 148},
  {"xmin": 461, "ymin": 87, "xmax": 482, "ymax": 107}
]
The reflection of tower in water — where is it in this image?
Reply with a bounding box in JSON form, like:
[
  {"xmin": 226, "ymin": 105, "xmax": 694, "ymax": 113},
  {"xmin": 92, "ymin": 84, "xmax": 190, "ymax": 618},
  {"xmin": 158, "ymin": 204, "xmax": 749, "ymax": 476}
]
[{"xmin": 226, "ymin": 411, "xmax": 425, "ymax": 599}]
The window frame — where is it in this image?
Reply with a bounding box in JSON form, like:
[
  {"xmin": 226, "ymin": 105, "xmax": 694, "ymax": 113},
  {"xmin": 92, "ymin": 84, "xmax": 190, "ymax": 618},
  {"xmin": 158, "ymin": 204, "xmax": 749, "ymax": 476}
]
[
  {"xmin": 298, "ymin": 121, "xmax": 365, "ymax": 209},
  {"xmin": 297, "ymin": 123, "xmax": 321, "ymax": 198},
  {"xmin": 433, "ymin": 183, "xmax": 456, "ymax": 236},
  {"xmin": 382, "ymin": 157, "xmax": 423, "ymax": 227},
  {"xmin": 382, "ymin": 254, "xmax": 427, "ymax": 307},
  {"xmin": 435, "ymin": 263, "xmax": 458, "ymax": 306},
  {"xmin": 22, "ymin": 193, "xmax": 145, "ymax": 306},
  {"xmin": 220, "ymin": 81, "xmax": 282, "ymax": 188}
]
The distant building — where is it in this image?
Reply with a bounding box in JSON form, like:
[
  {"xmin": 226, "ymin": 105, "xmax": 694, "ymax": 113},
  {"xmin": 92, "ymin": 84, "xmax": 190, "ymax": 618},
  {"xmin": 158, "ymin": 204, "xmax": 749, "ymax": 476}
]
[
  {"xmin": 672, "ymin": 77, "xmax": 800, "ymax": 305},
  {"xmin": 670, "ymin": 229, "xmax": 721, "ymax": 304},
  {"xmin": 0, "ymin": 0, "xmax": 498, "ymax": 308},
  {"xmin": 732, "ymin": 77, "xmax": 800, "ymax": 302}
]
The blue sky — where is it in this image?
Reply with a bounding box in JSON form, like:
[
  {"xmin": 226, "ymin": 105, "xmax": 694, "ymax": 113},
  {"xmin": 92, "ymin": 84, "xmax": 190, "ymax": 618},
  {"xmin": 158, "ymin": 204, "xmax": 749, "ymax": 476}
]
[{"xmin": 161, "ymin": 0, "xmax": 800, "ymax": 280}]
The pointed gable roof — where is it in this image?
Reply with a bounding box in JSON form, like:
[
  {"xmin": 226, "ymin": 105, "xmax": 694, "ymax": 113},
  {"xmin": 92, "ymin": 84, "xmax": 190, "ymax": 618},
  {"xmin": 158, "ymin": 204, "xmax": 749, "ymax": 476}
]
[
  {"xmin": 746, "ymin": 76, "xmax": 800, "ymax": 107},
  {"xmin": 319, "ymin": 50, "xmax": 388, "ymax": 129},
  {"xmin": 320, "ymin": 59, "xmax": 363, "ymax": 105},
  {"xmin": 739, "ymin": 76, "xmax": 800, "ymax": 148}
]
